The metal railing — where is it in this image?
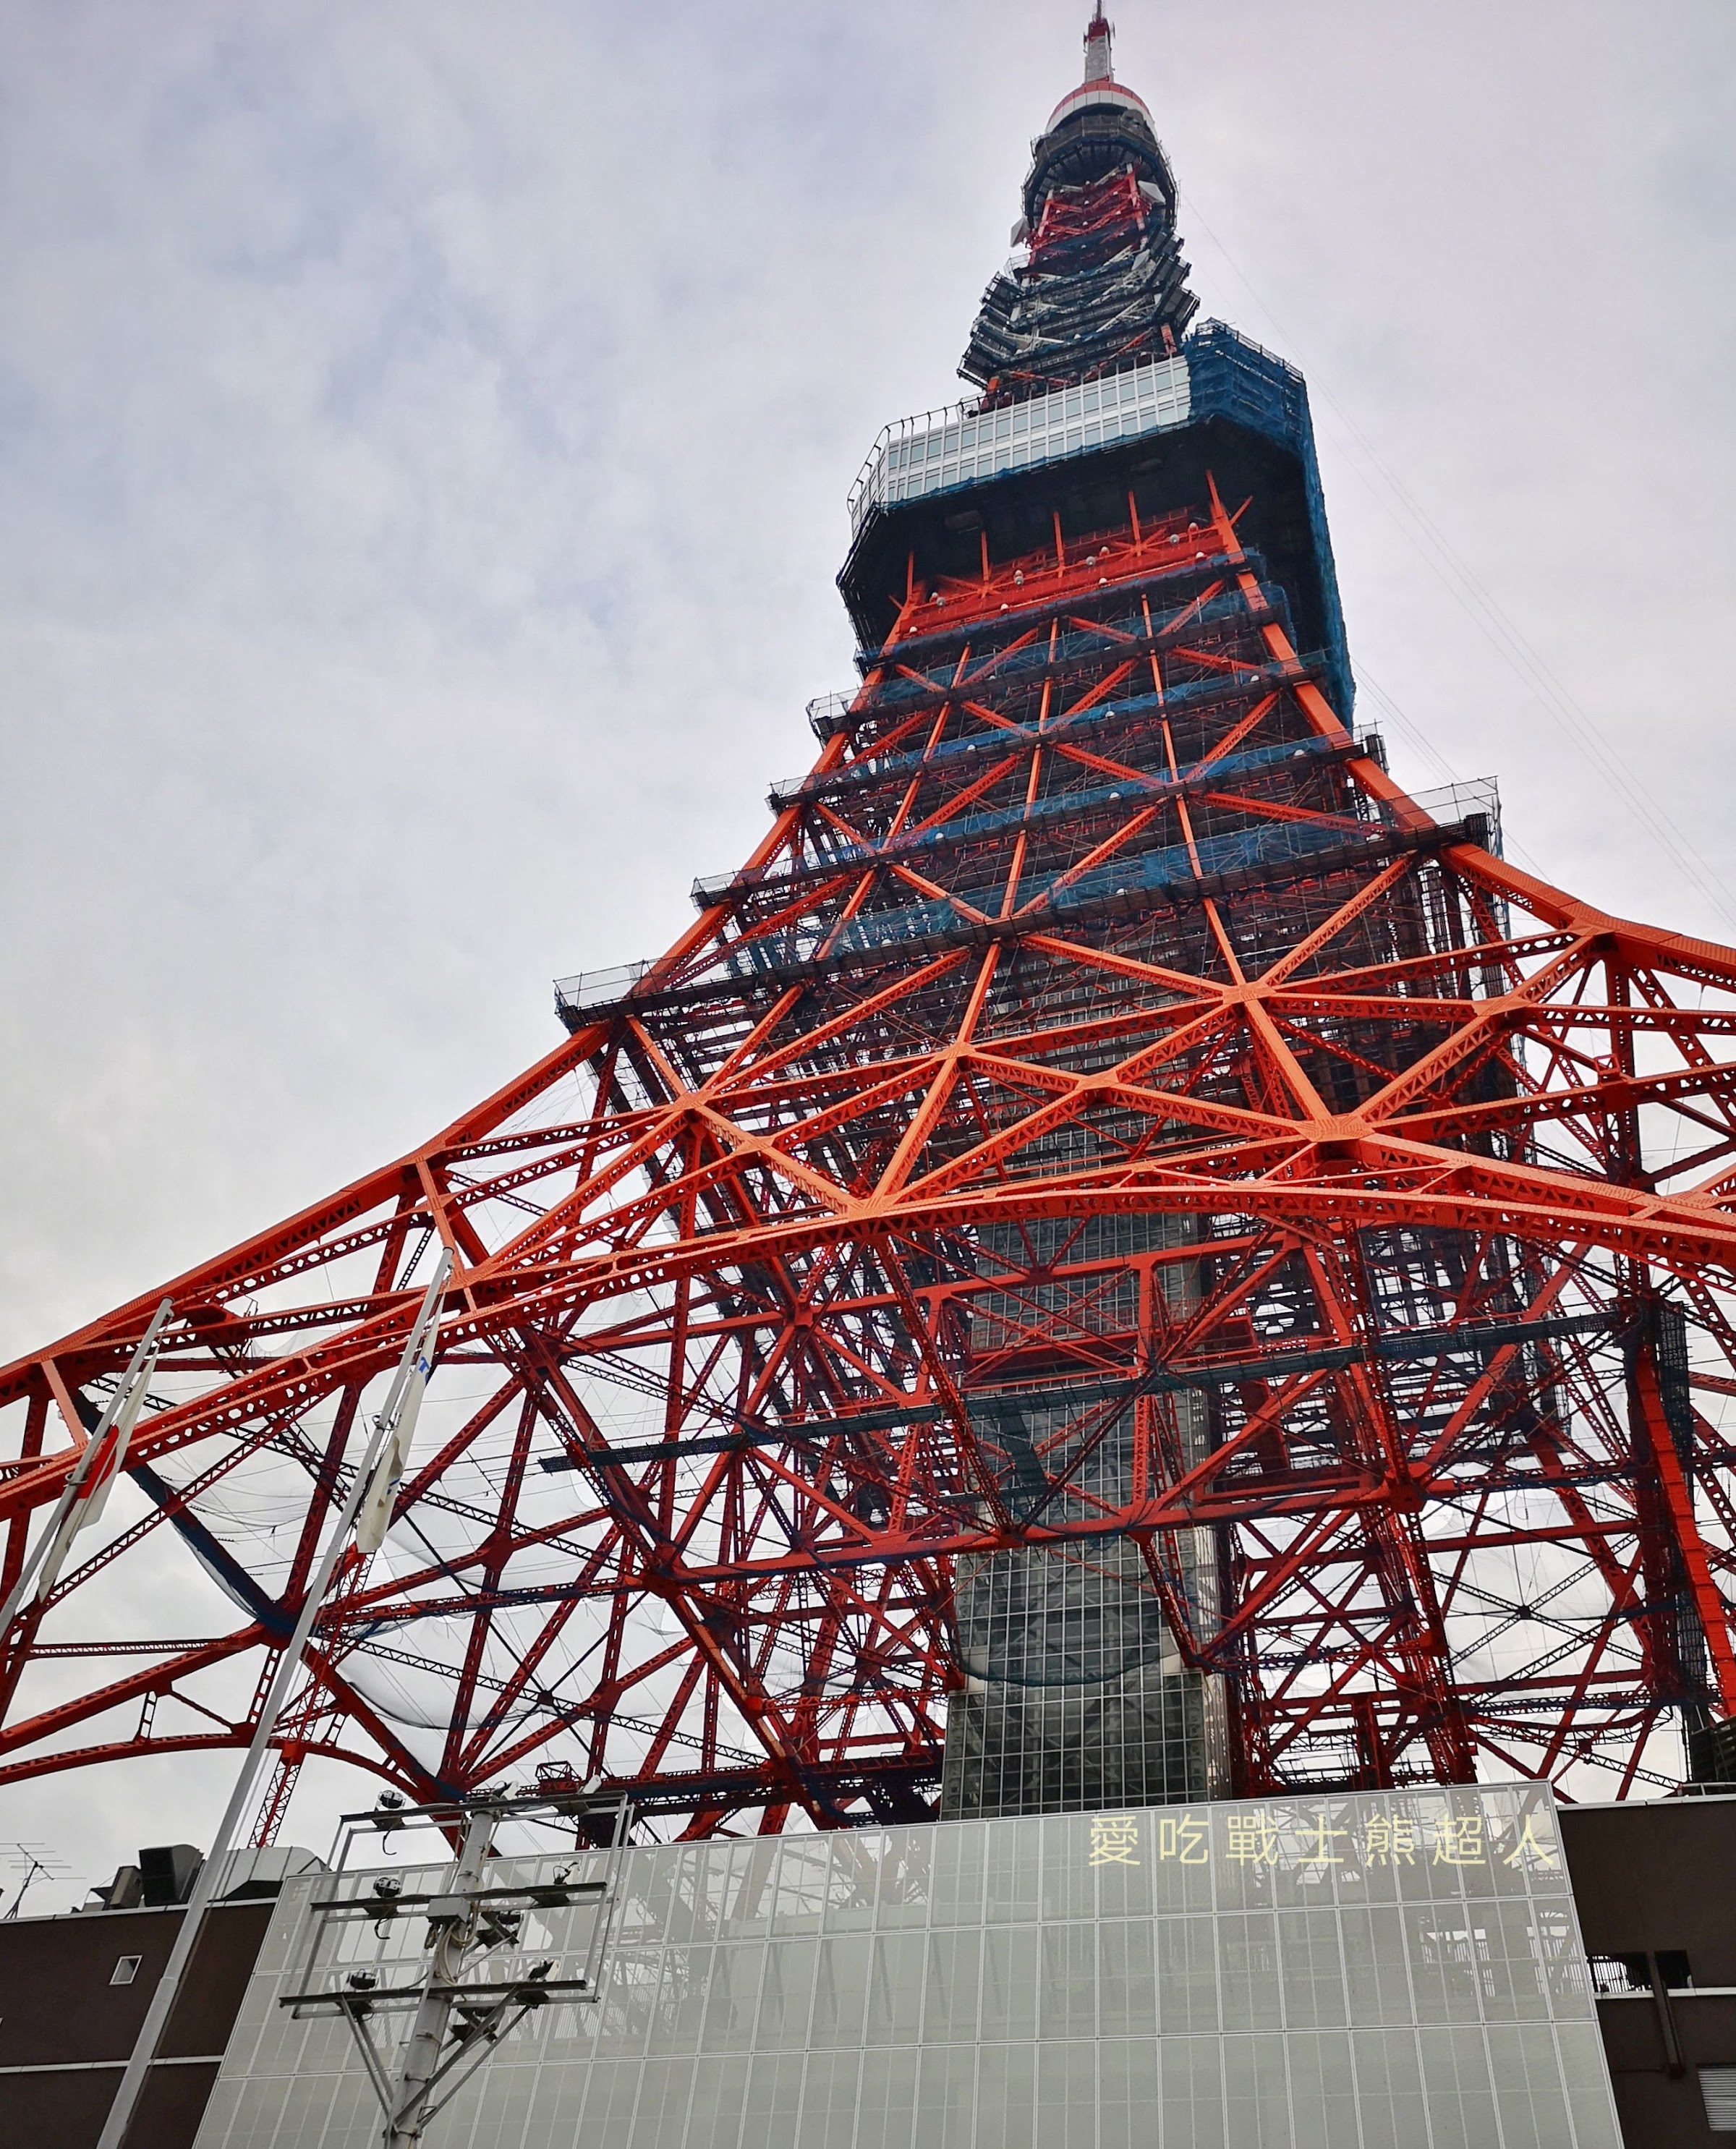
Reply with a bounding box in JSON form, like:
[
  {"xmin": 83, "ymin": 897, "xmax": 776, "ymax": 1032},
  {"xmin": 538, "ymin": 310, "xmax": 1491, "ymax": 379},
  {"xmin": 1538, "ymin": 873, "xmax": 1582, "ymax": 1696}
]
[
  {"xmin": 554, "ymin": 961, "xmax": 650, "ymax": 1021},
  {"xmin": 847, "ymin": 352, "xmax": 1191, "ymax": 538},
  {"xmin": 1589, "ymin": 1951, "xmax": 1693, "ymax": 1996},
  {"xmin": 1414, "ymin": 776, "xmax": 1502, "ymax": 856}
]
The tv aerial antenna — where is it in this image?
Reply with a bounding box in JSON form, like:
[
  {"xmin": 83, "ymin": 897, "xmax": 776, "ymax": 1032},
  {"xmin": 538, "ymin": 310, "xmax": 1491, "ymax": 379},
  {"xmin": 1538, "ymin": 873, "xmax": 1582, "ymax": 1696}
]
[{"xmin": 1, "ymin": 1842, "xmax": 72, "ymax": 1919}]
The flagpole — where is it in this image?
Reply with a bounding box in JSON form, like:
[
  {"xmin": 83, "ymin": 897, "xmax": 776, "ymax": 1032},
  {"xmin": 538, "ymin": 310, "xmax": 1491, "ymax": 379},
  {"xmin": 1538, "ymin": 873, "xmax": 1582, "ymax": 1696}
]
[
  {"xmin": 94, "ymin": 1251, "xmax": 453, "ymax": 2149},
  {"xmin": 0, "ymin": 1298, "xmax": 174, "ymax": 1638}
]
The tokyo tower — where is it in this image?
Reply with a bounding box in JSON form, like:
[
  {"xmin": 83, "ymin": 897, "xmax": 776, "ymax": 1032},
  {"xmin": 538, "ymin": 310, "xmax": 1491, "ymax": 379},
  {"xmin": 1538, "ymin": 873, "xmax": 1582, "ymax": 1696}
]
[{"xmin": 5, "ymin": 9, "xmax": 1736, "ymax": 1842}]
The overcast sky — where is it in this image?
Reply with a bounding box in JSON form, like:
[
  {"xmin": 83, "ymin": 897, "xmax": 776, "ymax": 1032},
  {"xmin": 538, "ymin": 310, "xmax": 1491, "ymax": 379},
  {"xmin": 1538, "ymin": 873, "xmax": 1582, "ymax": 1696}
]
[{"xmin": 2, "ymin": 0, "xmax": 1733, "ymax": 1907}]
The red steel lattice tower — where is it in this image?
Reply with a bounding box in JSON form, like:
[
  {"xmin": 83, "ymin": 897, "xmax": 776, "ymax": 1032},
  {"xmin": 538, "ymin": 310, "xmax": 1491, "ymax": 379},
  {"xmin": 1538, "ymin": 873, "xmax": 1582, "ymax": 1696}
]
[{"xmin": 5, "ymin": 14, "xmax": 1736, "ymax": 1837}]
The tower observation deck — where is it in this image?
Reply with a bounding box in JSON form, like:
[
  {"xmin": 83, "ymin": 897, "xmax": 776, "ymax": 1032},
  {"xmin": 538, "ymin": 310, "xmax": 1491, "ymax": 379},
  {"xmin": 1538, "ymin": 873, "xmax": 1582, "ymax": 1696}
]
[{"xmin": 4, "ymin": 11, "xmax": 1736, "ymax": 1846}]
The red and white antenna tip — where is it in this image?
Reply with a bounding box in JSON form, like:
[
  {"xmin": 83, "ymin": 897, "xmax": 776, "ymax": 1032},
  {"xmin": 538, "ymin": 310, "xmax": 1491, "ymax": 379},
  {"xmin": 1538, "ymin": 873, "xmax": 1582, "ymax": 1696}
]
[{"xmin": 1083, "ymin": 8, "xmax": 1114, "ymax": 83}]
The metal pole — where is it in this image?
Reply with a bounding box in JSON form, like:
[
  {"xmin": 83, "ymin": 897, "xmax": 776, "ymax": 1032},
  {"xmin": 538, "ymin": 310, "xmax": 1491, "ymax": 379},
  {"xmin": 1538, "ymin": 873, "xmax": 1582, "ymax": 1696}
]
[
  {"xmin": 0, "ymin": 1298, "xmax": 174, "ymax": 1637},
  {"xmin": 94, "ymin": 1254, "xmax": 452, "ymax": 2149},
  {"xmin": 383, "ymin": 1804, "xmax": 496, "ymax": 2149}
]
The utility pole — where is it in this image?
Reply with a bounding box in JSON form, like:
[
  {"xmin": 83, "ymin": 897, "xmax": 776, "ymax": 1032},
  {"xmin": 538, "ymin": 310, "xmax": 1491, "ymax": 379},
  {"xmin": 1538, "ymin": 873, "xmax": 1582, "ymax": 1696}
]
[
  {"xmin": 280, "ymin": 1785, "xmax": 626, "ymax": 2149},
  {"xmin": 383, "ymin": 1804, "xmax": 495, "ymax": 2148}
]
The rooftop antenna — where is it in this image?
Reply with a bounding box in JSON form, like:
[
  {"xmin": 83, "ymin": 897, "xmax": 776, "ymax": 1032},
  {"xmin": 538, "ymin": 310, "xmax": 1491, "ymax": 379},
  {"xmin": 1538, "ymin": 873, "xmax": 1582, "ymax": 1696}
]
[
  {"xmin": 1083, "ymin": 5, "xmax": 1114, "ymax": 82},
  {"xmin": 2, "ymin": 1843, "xmax": 72, "ymax": 1920}
]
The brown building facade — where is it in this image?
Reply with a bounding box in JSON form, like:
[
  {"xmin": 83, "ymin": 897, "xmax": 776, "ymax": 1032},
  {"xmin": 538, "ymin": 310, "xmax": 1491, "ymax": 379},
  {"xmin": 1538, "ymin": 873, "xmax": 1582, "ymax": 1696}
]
[
  {"xmin": 0, "ymin": 1892, "xmax": 276, "ymax": 2148},
  {"xmin": 1562, "ymin": 1794, "xmax": 1736, "ymax": 2145}
]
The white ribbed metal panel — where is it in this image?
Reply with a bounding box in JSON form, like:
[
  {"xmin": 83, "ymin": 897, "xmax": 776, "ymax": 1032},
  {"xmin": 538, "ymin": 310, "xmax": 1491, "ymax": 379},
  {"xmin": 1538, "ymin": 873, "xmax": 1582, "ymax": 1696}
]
[
  {"xmin": 196, "ymin": 1786, "xmax": 1622, "ymax": 2149},
  {"xmin": 847, "ymin": 355, "xmax": 1191, "ymax": 539}
]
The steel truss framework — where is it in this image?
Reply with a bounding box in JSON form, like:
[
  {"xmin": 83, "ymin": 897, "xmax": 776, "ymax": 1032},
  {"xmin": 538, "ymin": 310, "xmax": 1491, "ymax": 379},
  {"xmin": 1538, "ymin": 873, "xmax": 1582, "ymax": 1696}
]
[{"xmin": 5, "ymin": 480, "xmax": 1736, "ymax": 1838}]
